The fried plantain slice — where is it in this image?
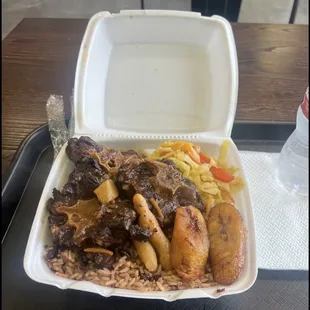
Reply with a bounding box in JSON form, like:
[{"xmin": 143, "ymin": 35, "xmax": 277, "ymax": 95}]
[
  {"xmin": 208, "ymin": 203, "xmax": 247, "ymax": 285},
  {"xmin": 171, "ymin": 206, "xmax": 209, "ymax": 282}
]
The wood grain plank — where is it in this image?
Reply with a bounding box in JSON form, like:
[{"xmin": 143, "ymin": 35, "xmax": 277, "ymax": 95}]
[
  {"xmin": 2, "ymin": 19, "xmax": 308, "ymax": 175},
  {"xmin": 233, "ymin": 23, "xmax": 308, "ymax": 121},
  {"xmin": 2, "ymin": 19, "xmax": 86, "ymax": 145}
]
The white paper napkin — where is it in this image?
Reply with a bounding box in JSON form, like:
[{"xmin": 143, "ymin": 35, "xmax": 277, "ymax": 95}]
[{"xmin": 240, "ymin": 151, "xmax": 309, "ymax": 270}]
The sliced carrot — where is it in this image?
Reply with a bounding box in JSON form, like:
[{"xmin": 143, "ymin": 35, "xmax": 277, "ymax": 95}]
[
  {"xmin": 210, "ymin": 166, "xmax": 235, "ymax": 183},
  {"xmin": 199, "ymin": 152, "xmax": 211, "ymax": 164}
]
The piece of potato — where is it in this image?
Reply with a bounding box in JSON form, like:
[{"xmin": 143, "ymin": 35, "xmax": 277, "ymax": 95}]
[
  {"xmin": 133, "ymin": 194, "xmax": 172, "ymax": 271},
  {"xmin": 208, "ymin": 203, "xmax": 247, "ymax": 285},
  {"xmin": 94, "ymin": 179, "xmax": 119, "ymax": 204},
  {"xmin": 171, "ymin": 206, "xmax": 209, "ymax": 282},
  {"xmin": 133, "ymin": 240, "xmax": 158, "ymax": 272}
]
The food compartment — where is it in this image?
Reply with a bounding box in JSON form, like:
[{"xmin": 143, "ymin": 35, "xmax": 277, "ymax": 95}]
[{"xmin": 24, "ymin": 137, "xmax": 257, "ymax": 301}]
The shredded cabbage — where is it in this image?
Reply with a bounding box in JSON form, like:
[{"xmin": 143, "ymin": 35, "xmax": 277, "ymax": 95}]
[{"xmin": 149, "ymin": 140, "xmax": 245, "ymax": 212}]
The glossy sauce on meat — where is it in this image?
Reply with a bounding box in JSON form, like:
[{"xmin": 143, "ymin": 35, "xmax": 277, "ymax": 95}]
[
  {"xmin": 46, "ymin": 136, "xmax": 204, "ymax": 270},
  {"xmin": 117, "ymin": 158, "xmax": 205, "ymax": 223}
]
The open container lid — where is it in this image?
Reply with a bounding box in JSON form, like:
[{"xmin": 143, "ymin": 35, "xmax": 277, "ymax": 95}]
[{"xmin": 74, "ymin": 10, "xmax": 238, "ymax": 139}]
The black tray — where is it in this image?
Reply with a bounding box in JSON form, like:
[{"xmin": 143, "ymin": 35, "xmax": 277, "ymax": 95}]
[{"xmin": 2, "ymin": 122, "xmax": 308, "ymax": 310}]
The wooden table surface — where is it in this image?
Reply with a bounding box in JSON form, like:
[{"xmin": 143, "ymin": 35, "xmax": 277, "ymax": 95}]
[{"xmin": 2, "ymin": 18, "xmax": 308, "ymax": 175}]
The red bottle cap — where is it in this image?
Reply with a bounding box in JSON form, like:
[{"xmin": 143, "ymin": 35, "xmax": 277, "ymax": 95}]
[{"xmin": 301, "ymin": 87, "xmax": 309, "ymax": 120}]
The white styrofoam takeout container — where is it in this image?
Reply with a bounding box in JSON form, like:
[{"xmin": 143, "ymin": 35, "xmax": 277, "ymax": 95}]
[{"xmin": 24, "ymin": 10, "xmax": 257, "ymax": 301}]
